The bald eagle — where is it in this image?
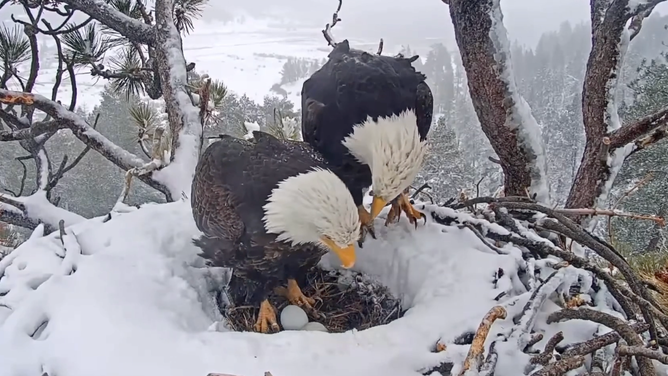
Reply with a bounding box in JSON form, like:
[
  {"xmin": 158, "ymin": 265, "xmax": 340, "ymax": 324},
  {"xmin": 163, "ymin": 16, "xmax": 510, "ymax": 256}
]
[
  {"xmin": 191, "ymin": 131, "xmax": 360, "ymax": 333},
  {"xmin": 301, "ymin": 40, "xmax": 434, "ymax": 244}
]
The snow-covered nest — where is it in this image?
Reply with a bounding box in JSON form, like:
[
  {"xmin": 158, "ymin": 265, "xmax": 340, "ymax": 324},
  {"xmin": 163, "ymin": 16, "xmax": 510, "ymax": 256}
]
[{"xmin": 0, "ymin": 199, "xmax": 664, "ymax": 376}]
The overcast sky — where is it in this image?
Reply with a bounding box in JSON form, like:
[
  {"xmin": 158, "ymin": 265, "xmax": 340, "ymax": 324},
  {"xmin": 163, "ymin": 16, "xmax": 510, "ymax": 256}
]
[
  {"xmin": 1, "ymin": 0, "xmax": 667, "ymax": 49},
  {"xmin": 199, "ymin": 0, "xmax": 668, "ymax": 48}
]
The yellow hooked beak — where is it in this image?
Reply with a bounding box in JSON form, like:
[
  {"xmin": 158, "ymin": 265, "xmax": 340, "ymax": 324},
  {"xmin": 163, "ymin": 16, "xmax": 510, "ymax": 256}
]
[
  {"xmin": 370, "ymin": 196, "xmax": 387, "ymax": 219},
  {"xmin": 321, "ymin": 237, "xmax": 356, "ymax": 269}
]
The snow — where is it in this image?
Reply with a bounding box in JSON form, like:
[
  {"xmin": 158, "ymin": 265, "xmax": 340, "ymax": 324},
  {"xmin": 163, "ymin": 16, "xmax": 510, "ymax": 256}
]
[
  {"xmin": 488, "ymin": 0, "xmax": 551, "ymax": 205},
  {"xmin": 20, "ymin": 191, "xmax": 86, "ymax": 228},
  {"xmin": 243, "ymin": 120, "xmax": 261, "ymax": 140},
  {"xmin": 35, "ymin": 149, "xmax": 50, "ymax": 190},
  {"xmin": 149, "ymin": 4, "xmax": 204, "ymax": 201},
  {"xmin": 0, "ymin": 191, "xmax": 85, "ymax": 229},
  {"xmin": 0, "ymin": 199, "xmax": 618, "ymax": 376}
]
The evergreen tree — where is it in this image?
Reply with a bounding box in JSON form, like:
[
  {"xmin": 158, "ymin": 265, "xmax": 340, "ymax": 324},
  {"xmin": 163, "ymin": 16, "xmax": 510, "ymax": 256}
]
[
  {"xmin": 415, "ymin": 116, "xmax": 469, "ymax": 202},
  {"xmin": 613, "ymin": 53, "xmax": 668, "ymax": 250},
  {"xmin": 423, "ymin": 43, "xmax": 454, "ymax": 115}
]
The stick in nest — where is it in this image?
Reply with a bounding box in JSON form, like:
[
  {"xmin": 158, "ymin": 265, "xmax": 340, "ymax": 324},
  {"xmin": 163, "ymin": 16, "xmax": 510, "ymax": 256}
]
[
  {"xmin": 547, "ymin": 308, "xmax": 655, "ymax": 375},
  {"xmin": 458, "ymin": 306, "xmax": 507, "ymax": 376},
  {"xmin": 530, "ymin": 331, "xmax": 564, "ymax": 366}
]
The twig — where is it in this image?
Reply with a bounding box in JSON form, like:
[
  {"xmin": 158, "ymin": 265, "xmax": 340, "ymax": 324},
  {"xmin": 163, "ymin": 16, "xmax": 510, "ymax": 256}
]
[
  {"xmin": 116, "ymin": 171, "xmax": 134, "ymax": 205},
  {"xmin": 411, "ymin": 183, "xmax": 431, "ymax": 199},
  {"xmin": 3, "ymin": 155, "xmax": 30, "ymax": 197},
  {"xmin": 459, "ymin": 223, "xmax": 505, "ymax": 255},
  {"xmin": 322, "ymin": 0, "xmax": 342, "ymax": 47},
  {"xmin": 607, "ymin": 173, "xmax": 653, "ymax": 243},
  {"xmin": 555, "ymin": 207, "xmax": 664, "ymax": 227}
]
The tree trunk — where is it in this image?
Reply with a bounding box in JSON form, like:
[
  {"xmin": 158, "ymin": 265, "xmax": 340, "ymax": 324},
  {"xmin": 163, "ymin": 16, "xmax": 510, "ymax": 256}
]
[
  {"xmin": 447, "ymin": 0, "xmax": 549, "ymax": 202},
  {"xmin": 564, "ymin": 1, "xmax": 630, "ymax": 210}
]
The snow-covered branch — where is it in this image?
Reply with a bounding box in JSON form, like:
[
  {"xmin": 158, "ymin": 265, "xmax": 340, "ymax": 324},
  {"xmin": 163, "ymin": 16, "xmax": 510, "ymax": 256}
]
[
  {"xmin": 150, "ymin": 0, "xmax": 203, "ymax": 200},
  {"xmin": 608, "ymin": 105, "xmax": 668, "ymax": 148},
  {"xmin": 565, "ymin": 0, "xmax": 667, "ymax": 212},
  {"xmin": 0, "ymin": 191, "xmax": 85, "ymax": 232},
  {"xmin": 60, "ymin": 0, "xmax": 156, "ymax": 46},
  {"xmin": 445, "ymin": 0, "xmax": 549, "ymax": 203},
  {"xmin": 0, "ymin": 89, "xmax": 171, "ymax": 196}
]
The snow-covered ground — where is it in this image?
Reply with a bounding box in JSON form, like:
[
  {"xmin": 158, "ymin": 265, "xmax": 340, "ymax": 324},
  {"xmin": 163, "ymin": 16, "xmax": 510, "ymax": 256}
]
[{"xmin": 0, "ymin": 197, "xmax": 621, "ymax": 376}]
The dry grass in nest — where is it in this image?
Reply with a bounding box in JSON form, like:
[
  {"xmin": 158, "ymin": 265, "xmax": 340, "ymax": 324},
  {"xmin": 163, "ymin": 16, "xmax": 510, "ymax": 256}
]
[
  {"xmin": 222, "ymin": 267, "xmax": 404, "ymax": 333},
  {"xmin": 612, "ymin": 245, "xmax": 668, "ymax": 313}
]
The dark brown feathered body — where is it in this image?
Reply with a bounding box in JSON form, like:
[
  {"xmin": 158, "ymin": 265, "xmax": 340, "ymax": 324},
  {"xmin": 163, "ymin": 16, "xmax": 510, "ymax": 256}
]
[
  {"xmin": 301, "ymin": 39, "xmax": 434, "ymax": 206},
  {"xmin": 190, "ymin": 131, "xmax": 328, "ymax": 305}
]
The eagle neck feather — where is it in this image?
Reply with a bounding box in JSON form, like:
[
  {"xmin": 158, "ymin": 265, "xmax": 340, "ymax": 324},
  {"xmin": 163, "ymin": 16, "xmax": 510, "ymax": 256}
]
[{"xmin": 341, "ymin": 110, "xmax": 428, "ymax": 201}]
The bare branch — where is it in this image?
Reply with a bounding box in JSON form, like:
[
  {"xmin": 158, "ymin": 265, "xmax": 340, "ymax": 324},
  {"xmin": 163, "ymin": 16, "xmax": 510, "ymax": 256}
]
[
  {"xmin": 610, "ymin": 106, "xmax": 668, "ymax": 148},
  {"xmin": 321, "ymin": 0, "xmax": 342, "ymax": 47},
  {"xmin": 0, "ymin": 120, "xmax": 64, "ymax": 141},
  {"xmin": 554, "ymin": 207, "xmax": 665, "ymax": 227},
  {"xmin": 3, "ymin": 155, "xmax": 30, "ymax": 197}
]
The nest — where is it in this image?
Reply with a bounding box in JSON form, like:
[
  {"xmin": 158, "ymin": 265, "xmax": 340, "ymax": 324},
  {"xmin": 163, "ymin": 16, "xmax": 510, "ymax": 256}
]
[{"xmin": 222, "ymin": 267, "xmax": 405, "ymax": 333}]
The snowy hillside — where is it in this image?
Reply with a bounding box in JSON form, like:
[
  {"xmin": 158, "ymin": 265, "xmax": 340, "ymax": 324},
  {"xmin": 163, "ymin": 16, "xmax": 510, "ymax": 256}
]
[
  {"xmin": 8, "ymin": 17, "xmax": 390, "ymax": 113},
  {"xmin": 3, "ymin": 197, "xmax": 660, "ymax": 376}
]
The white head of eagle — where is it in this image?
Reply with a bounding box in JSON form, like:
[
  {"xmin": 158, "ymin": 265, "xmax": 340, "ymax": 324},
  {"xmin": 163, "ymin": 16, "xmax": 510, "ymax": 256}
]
[
  {"xmin": 341, "ymin": 109, "xmax": 428, "ymax": 213},
  {"xmin": 262, "ymin": 167, "xmax": 361, "ymax": 268}
]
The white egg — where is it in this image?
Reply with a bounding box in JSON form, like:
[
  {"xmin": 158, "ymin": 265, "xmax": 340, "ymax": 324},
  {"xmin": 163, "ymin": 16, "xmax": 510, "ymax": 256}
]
[
  {"xmin": 301, "ymin": 321, "xmax": 328, "ymax": 332},
  {"xmin": 280, "ymin": 305, "xmax": 308, "ymax": 330}
]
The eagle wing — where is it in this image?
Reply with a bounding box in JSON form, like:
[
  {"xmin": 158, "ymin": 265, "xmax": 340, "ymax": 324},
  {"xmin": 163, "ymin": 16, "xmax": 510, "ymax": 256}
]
[
  {"xmin": 193, "ymin": 133, "xmax": 328, "ymax": 247},
  {"xmin": 191, "ymin": 137, "xmax": 249, "ymax": 249}
]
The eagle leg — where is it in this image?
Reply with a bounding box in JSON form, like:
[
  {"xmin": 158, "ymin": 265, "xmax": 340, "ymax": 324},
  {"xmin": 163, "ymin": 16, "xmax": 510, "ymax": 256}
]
[
  {"xmin": 385, "ymin": 189, "xmax": 426, "ymax": 229},
  {"xmin": 384, "ymin": 198, "xmax": 403, "ymax": 226},
  {"xmin": 357, "ymin": 205, "xmax": 377, "ymax": 247},
  {"xmin": 254, "ymin": 299, "xmax": 280, "ymax": 333},
  {"xmin": 275, "ymin": 278, "xmax": 316, "ymax": 310}
]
